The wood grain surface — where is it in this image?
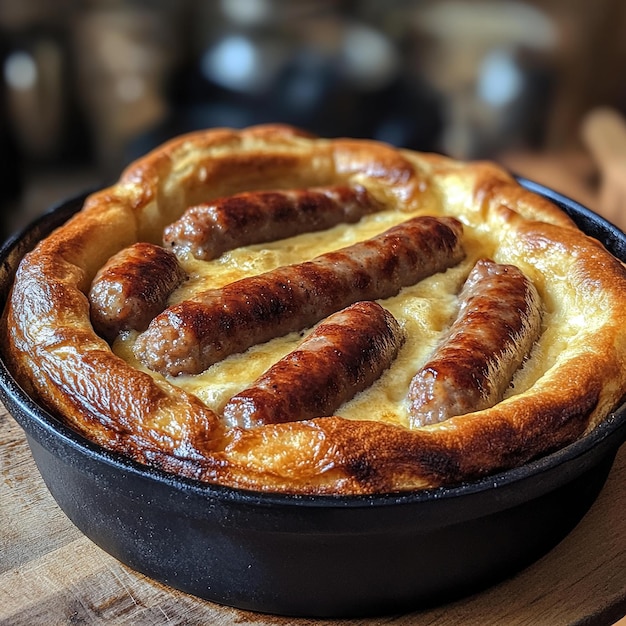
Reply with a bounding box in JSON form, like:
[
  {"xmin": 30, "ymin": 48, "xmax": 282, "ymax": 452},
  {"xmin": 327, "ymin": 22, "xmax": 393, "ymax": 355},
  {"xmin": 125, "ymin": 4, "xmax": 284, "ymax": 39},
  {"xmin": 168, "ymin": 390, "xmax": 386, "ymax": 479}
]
[{"xmin": 1, "ymin": 403, "xmax": 625, "ymax": 626}]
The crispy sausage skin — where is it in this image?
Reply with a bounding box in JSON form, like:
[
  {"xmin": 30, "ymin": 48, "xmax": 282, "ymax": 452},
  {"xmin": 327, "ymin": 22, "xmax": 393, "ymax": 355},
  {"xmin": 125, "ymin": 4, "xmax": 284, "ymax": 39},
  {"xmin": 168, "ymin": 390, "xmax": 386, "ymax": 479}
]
[
  {"xmin": 134, "ymin": 216, "xmax": 465, "ymax": 376},
  {"xmin": 407, "ymin": 258, "xmax": 542, "ymax": 427},
  {"xmin": 89, "ymin": 242, "xmax": 187, "ymax": 342},
  {"xmin": 222, "ymin": 301, "xmax": 405, "ymax": 428},
  {"xmin": 163, "ymin": 185, "xmax": 385, "ymax": 260}
]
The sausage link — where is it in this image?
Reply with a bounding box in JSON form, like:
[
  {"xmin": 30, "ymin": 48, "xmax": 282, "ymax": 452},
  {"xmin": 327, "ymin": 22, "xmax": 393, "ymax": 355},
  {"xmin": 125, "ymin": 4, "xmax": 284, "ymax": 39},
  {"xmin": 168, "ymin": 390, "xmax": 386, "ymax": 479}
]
[
  {"xmin": 407, "ymin": 258, "xmax": 542, "ymax": 427},
  {"xmin": 222, "ymin": 301, "xmax": 405, "ymax": 428},
  {"xmin": 134, "ymin": 216, "xmax": 465, "ymax": 376},
  {"xmin": 89, "ymin": 242, "xmax": 187, "ymax": 341},
  {"xmin": 163, "ymin": 185, "xmax": 385, "ymax": 260}
]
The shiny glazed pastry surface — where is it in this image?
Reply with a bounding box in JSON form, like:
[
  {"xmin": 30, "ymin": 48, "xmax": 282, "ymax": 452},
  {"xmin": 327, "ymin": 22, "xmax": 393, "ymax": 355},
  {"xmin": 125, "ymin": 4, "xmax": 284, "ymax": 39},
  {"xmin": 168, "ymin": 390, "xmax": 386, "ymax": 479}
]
[{"xmin": 4, "ymin": 124, "xmax": 626, "ymax": 494}]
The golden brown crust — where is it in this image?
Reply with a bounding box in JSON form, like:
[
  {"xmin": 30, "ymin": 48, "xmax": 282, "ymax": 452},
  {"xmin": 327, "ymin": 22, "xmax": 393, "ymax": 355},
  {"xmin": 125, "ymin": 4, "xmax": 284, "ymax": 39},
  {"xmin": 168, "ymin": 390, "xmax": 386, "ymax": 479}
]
[{"xmin": 4, "ymin": 123, "xmax": 626, "ymax": 494}]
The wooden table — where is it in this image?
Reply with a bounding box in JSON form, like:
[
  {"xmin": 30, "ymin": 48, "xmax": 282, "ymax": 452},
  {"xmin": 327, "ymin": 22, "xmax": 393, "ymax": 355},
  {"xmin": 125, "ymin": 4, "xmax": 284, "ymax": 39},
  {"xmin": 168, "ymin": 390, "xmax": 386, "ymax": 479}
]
[{"xmin": 1, "ymin": 402, "xmax": 625, "ymax": 626}]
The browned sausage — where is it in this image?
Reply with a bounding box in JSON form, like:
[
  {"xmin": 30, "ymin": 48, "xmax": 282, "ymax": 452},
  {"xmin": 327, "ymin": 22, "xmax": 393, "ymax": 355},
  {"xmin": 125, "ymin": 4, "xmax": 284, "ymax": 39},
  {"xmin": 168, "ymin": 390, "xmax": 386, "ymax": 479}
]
[
  {"xmin": 407, "ymin": 258, "xmax": 542, "ymax": 427},
  {"xmin": 222, "ymin": 301, "xmax": 405, "ymax": 428},
  {"xmin": 163, "ymin": 185, "xmax": 385, "ymax": 260},
  {"xmin": 89, "ymin": 242, "xmax": 187, "ymax": 342},
  {"xmin": 134, "ymin": 216, "xmax": 465, "ymax": 376}
]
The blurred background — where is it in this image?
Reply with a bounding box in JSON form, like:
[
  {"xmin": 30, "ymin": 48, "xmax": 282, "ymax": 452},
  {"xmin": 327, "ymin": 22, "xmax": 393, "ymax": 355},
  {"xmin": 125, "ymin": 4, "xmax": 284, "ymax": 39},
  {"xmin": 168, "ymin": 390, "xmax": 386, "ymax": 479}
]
[{"xmin": 1, "ymin": 0, "xmax": 626, "ymax": 240}]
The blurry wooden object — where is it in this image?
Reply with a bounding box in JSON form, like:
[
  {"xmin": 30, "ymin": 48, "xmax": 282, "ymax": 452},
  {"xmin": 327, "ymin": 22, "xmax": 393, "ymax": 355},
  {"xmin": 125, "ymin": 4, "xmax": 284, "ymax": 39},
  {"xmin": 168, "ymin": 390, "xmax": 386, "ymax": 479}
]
[
  {"xmin": 581, "ymin": 107, "xmax": 626, "ymax": 232},
  {"xmin": 538, "ymin": 0, "xmax": 626, "ymax": 150},
  {"xmin": 499, "ymin": 107, "xmax": 626, "ymax": 233}
]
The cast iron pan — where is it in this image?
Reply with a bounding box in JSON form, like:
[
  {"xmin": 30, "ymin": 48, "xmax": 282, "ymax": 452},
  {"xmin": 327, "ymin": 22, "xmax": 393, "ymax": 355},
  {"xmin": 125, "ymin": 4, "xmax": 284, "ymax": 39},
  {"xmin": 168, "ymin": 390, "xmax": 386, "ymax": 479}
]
[{"xmin": 1, "ymin": 183, "xmax": 626, "ymax": 618}]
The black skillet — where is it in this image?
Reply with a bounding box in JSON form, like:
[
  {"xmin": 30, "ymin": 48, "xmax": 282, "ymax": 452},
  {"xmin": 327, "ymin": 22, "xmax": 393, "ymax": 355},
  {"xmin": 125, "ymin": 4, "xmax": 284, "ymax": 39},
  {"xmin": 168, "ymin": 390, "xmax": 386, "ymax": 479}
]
[{"xmin": 1, "ymin": 182, "xmax": 625, "ymax": 618}]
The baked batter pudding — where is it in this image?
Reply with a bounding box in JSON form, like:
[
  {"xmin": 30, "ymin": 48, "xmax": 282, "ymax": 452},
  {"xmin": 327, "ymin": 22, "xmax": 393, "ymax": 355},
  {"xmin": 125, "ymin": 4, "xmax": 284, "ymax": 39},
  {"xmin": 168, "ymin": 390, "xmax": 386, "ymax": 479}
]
[{"xmin": 4, "ymin": 124, "xmax": 626, "ymax": 494}]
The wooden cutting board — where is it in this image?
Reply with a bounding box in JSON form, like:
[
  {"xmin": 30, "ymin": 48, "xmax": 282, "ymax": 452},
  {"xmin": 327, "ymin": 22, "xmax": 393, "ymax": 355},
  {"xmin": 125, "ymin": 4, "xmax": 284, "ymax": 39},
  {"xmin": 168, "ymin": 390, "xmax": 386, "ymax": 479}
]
[{"xmin": 1, "ymin": 402, "xmax": 625, "ymax": 626}]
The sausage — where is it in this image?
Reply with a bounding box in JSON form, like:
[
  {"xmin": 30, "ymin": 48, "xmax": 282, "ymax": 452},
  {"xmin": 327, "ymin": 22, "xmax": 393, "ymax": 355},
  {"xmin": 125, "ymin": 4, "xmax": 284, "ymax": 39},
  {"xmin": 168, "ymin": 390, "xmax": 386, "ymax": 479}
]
[
  {"xmin": 89, "ymin": 242, "xmax": 187, "ymax": 342},
  {"xmin": 162, "ymin": 185, "xmax": 385, "ymax": 260},
  {"xmin": 407, "ymin": 258, "xmax": 542, "ymax": 427},
  {"xmin": 134, "ymin": 215, "xmax": 465, "ymax": 376},
  {"xmin": 222, "ymin": 301, "xmax": 405, "ymax": 428}
]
